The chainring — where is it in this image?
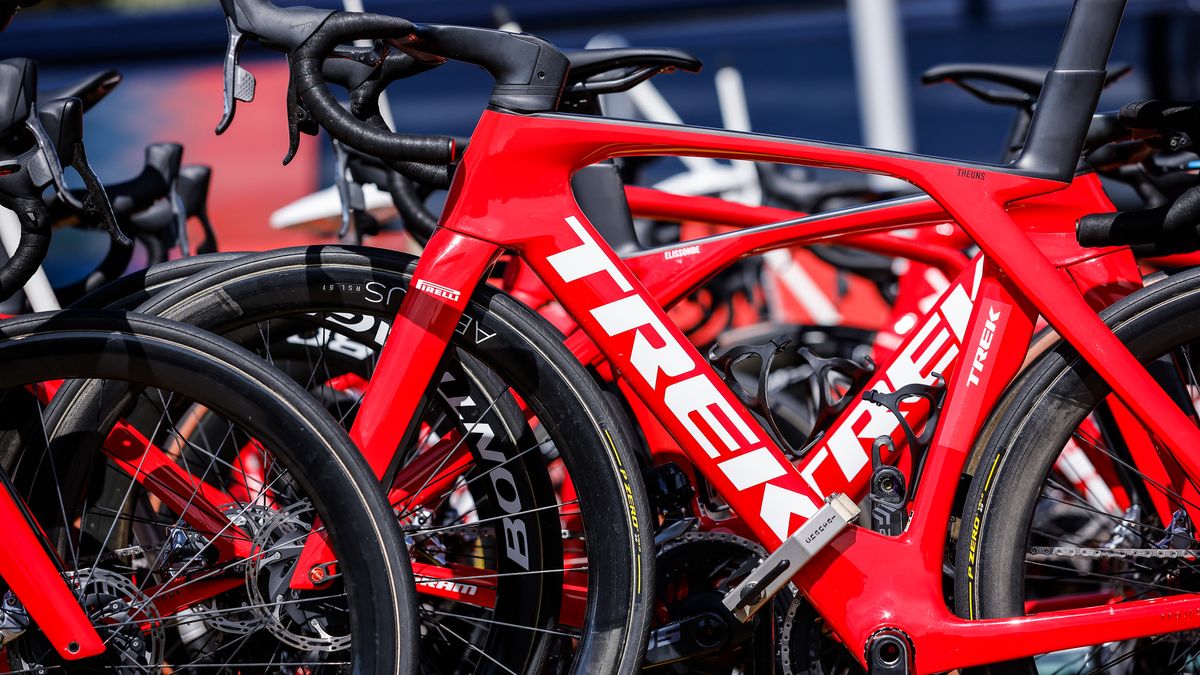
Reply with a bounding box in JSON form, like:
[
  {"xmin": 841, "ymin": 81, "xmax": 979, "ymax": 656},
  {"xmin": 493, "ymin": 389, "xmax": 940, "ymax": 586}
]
[{"xmin": 653, "ymin": 530, "xmax": 782, "ymax": 674}]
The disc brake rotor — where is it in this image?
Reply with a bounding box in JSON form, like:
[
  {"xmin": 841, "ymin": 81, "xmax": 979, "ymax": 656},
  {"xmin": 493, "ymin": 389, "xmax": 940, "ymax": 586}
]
[
  {"xmin": 651, "ymin": 530, "xmax": 778, "ymax": 674},
  {"xmin": 11, "ymin": 568, "xmax": 165, "ymax": 674},
  {"xmin": 245, "ymin": 500, "xmax": 350, "ymax": 652}
]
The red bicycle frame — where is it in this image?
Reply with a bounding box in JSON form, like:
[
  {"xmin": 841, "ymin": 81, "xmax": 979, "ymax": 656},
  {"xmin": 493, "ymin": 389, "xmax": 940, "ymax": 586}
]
[{"xmin": 336, "ymin": 104, "xmax": 1200, "ymax": 671}]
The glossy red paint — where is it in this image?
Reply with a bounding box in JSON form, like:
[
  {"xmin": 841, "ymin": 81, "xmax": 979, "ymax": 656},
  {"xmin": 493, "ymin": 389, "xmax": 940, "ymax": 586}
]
[
  {"xmin": 0, "ymin": 476, "xmax": 104, "ymax": 658},
  {"xmin": 103, "ymin": 425, "xmax": 251, "ymax": 560},
  {"xmin": 387, "ymin": 434, "xmax": 473, "ymax": 511},
  {"xmin": 622, "ymin": 186, "xmax": 970, "ymax": 279},
  {"xmin": 292, "ymin": 231, "xmax": 501, "ymax": 589},
  {"xmin": 230, "ymin": 440, "xmax": 274, "ymax": 508},
  {"xmin": 350, "ymin": 231, "xmax": 501, "ymax": 475},
  {"xmin": 412, "ymin": 561, "xmax": 498, "ymax": 608},
  {"xmin": 145, "ymin": 577, "xmax": 245, "ymax": 620},
  {"xmin": 333, "ymin": 108, "xmax": 1200, "ymax": 671}
]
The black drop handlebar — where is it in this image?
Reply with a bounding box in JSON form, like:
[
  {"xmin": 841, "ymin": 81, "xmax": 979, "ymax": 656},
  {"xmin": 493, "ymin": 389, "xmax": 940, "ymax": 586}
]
[
  {"xmin": 1078, "ymin": 99, "xmax": 1200, "ymax": 253},
  {"xmin": 219, "ymin": 0, "xmax": 570, "ymax": 166},
  {"xmin": 289, "ymin": 13, "xmax": 453, "ymax": 164},
  {"xmin": 0, "ymin": 56, "xmax": 129, "ymax": 302},
  {"xmin": 0, "ymin": 59, "xmax": 72, "ymax": 300}
]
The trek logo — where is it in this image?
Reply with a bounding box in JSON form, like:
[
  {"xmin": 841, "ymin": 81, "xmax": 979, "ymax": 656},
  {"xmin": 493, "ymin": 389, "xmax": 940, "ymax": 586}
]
[
  {"xmin": 795, "ymin": 257, "xmax": 979, "ymax": 506},
  {"xmin": 957, "ymin": 168, "xmax": 986, "ymax": 181},
  {"xmin": 967, "ymin": 306, "xmax": 1004, "ymax": 387},
  {"xmin": 415, "ymin": 279, "xmax": 461, "ymax": 302},
  {"xmin": 546, "ymin": 215, "xmax": 822, "ymax": 543},
  {"xmin": 664, "ymin": 245, "xmax": 700, "ymax": 260}
]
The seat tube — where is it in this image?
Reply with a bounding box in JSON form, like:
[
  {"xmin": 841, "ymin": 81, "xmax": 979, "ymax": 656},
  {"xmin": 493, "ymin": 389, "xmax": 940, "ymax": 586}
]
[{"xmin": 349, "ymin": 229, "xmax": 501, "ymax": 479}]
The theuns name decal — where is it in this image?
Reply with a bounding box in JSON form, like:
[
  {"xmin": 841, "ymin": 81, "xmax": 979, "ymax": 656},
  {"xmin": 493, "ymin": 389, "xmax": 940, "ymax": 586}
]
[
  {"xmin": 415, "ymin": 279, "xmax": 462, "ymax": 302},
  {"xmin": 957, "ymin": 168, "xmax": 986, "ymax": 181}
]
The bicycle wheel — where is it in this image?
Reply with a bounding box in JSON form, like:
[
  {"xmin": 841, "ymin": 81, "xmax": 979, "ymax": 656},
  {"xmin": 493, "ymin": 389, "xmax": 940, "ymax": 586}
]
[
  {"xmin": 957, "ymin": 267, "xmax": 1200, "ymax": 673},
  {"xmin": 0, "ymin": 311, "xmax": 416, "ymax": 675},
  {"xmin": 127, "ymin": 245, "xmax": 655, "ymax": 674}
]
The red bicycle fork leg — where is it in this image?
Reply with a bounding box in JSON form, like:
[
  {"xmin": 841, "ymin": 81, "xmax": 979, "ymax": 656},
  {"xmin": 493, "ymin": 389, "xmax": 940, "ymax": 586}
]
[
  {"xmin": 103, "ymin": 424, "xmax": 251, "ymax": 560},
  {"xmin": 0, "ymin": 472, "xmax": 103, "ymax": 659},
  {"xmin": 290, "ymin": 230, "xmax": 500, "ymax": 590},
  {"xmin": 351, "ymin": 230, "xmax": 501, "ymax": 473}
]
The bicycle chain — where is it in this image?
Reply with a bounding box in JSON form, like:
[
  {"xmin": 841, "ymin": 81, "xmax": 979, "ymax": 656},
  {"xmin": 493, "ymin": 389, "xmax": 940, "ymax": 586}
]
[{"xmin": 1028, "ymin": 546, "xmax": 1200, "ymax": 559}]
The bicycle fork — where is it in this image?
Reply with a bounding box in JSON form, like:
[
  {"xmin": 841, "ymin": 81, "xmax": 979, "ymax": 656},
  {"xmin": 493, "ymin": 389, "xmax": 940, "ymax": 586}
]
[
  {"xmin": 291, "ymin": 229, "xmax": 501, "ymax": 588},
  {"xmin": 0, "ymin": 466, "xmax": 104, "ymax": 659}
]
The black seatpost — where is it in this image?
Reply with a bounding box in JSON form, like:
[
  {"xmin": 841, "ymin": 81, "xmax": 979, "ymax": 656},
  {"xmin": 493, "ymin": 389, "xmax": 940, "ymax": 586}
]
[{"xmin": 1014, "ymin": 0, "xmax": 1127, "ymax": 181}]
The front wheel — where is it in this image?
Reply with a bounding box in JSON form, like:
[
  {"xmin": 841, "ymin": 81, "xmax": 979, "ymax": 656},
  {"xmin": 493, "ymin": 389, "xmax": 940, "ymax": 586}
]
[
  {"xmin": 957, "ymin": 268, "xmax": 1200, "ymax": 673},
  {"xmin": 0, "ymin": 311, "xmax": 417, "ymax": 675},
  {"xmin": 129, "ymin": 245, "xmax": 656, "ymax": 674}
]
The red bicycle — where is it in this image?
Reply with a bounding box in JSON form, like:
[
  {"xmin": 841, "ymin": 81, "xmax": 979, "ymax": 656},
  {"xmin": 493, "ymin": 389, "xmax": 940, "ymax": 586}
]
[
  {"xmin": 141, "ymin": 0, "xmax": 1200, "ymax": 671},
  {"xmin": 0, "ymin": 49, "xmax": 418, "ymax": 675}
]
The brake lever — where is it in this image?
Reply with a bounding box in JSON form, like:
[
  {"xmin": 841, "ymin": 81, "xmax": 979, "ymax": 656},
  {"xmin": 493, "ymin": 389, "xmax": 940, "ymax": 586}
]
[
  {"xmin": 72, "ymin": 143, "xmax": 131, "ymax": 247},
  {"xmin": 283, "ymin": 74, "xmax": 320, "ymax": 165},
  {"xmin": 23, "ymin": 106, "xmax": 84, "ymax": 211},
  {"xmin": 331, "ymin": 139, "xmax": 366, "ymax": 240},
  {"xmin": 169, "ymin": 175, "xmax": 189, "ymax": 256},
  {"xmin": 39, "ymin": 97, "xmax": 131, "ymax": 247},
  {"xmin": 216, "ymin": 16, "xmax": 256, "ymax": 135}
]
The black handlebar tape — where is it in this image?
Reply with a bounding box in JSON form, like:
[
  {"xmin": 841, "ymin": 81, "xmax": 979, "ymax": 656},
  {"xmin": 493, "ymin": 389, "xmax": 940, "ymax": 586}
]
[
  {"xmin": 392, "ymin": 160, "xmax": 451, "ymax": 189},
  {"xmin": 291, "ymin": 12, "xmax": 453, "ymax": 164},
  {"xmin": 0, "ymin": 193, "xmax": 51, "ymax": 301},
  {"xmin": 1119, "ymin": 99, "xmax": 1200, "ymax": 136},
  {"xmin": 1078, "ymin": 183, "xmax": 1200, "ymax": 253},
  {"xmin": 323, "ymin": 50, "xmax": 432, "ymax": 93},
  {"xmin": 386, "ymin": 172, "xmax": 439, "ymax": 244},
  {"xmin": 0, "ymin": 58, "xmax": 35, "ymax": 134}
]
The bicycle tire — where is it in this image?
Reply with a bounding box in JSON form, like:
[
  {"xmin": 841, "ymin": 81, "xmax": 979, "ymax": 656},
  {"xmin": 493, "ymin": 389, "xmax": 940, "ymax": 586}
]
[
  {"xmin": 0, "ymin": 310, "xmax": 417, "ymax": 675},
  {"xmin": 956, "ymin": 266, "xmax": 1200, "ymax": 673},
  {"xmin": 127, "ymin": 245, "xmax": 655, "ymax": 674}
]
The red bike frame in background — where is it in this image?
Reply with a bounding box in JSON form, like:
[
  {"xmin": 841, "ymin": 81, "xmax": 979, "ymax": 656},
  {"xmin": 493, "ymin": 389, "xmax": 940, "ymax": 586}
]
[
  {"xmin": 337, "ymin": 107, "xmax": 1200, "ymax": 672},
  {"xmin": 0, "ymin": 379, "xmax": 267, "ymax": 660}
]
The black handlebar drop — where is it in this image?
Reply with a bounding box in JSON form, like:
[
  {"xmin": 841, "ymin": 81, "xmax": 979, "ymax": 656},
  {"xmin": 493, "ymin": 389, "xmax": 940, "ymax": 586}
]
[
  {"xmin": 0, "ymin": 189, "xmax": 51, "ymax": 301},
  {"xmin": 218, "ymin": 0, "xmax": 570, "ymax": 164},
  {"xmin": 289, "ymin": 12, "xmax": 453, "ymax": 164},
  {"xmin": 0, "ymin": 57, "xmax": 117, "ymax": 301}
]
